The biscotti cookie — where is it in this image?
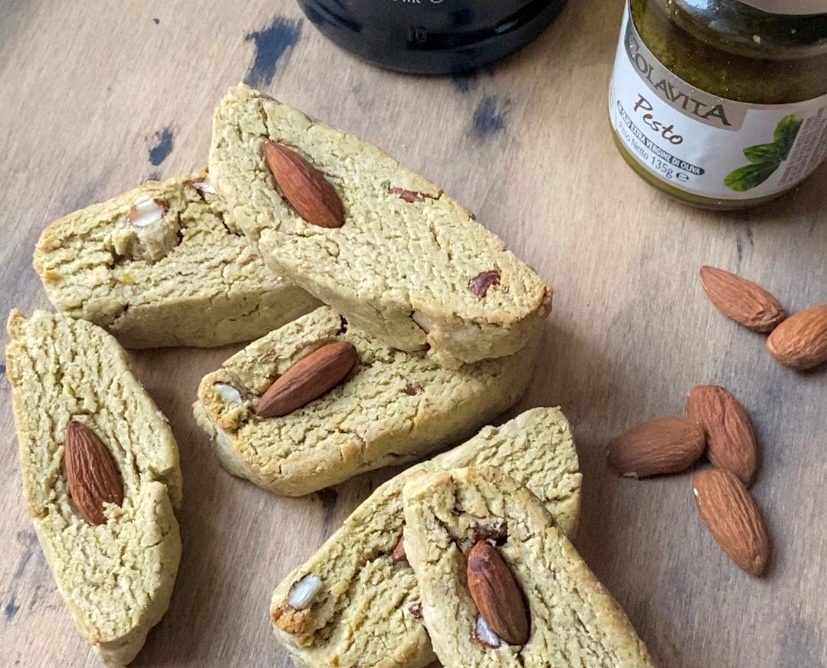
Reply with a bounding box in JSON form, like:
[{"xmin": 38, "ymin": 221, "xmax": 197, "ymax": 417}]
[
  {"xmin": 270, "ymin": 408, "xmax": 581, "ymax": 668},
  {"xmin": 402, "ymin": 466, "xmax": 656, "ymax": 667},
  {"xmin": 193, "ymin": 305, "xmax": 539, "ymax": 496},
  {"xmin": 5, "ymin": 310, "xmax": 182, "ymax": 667},
  {"xmin": 34, "ymin": 170, "xmax": 319, "ymax": 348},
  {"xmin": 210, "ymin": 84, "xmax": 551, "ymax": 368}
]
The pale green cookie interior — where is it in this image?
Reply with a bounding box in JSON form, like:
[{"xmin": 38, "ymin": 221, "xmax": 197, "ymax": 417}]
[
  {"xmin": 194, "ymin": 306, "xmax": 539, "ymax": 496},
  {"xmin": 4, "ymin": 310, "xmax": 182, "ymax": 667},
  {"xmin": 403, "ymin": 466, "xmax": 656, "ymax": 668},
  {"xmin": 269, "ymin": 408, "xmax": 581, "ymax": 668},
  {"xmin": 209, "ymin": 84, "xmax": 551, "ymax": 367},
  {"xmin": 34, "ymin": 171, "xmax": 319, "ymax": 348}
]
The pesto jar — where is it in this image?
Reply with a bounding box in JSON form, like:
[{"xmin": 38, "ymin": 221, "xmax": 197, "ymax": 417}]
[{"xmin": 608, "ymin": 0, "xmax": 827, "ymax": 209}]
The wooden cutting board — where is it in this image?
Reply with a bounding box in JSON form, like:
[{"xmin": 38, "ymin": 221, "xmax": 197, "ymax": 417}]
[{"xmin": 1, "ymin": 1, "xmax": 825, "ymax": 666}]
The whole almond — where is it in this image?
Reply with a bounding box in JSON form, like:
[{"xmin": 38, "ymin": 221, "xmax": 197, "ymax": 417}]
[
  {"xmin": 263, "ymin": 141, "xmax": 345, "ymax": 229},
  {"xmin": 699, "ymin": 266, "xmax": 786, "ymax": 333},
  {"xmin": 256, "ymin": 341, "xmax": 357, "ymax": 418},
  {"xmin": 64, "ymin": 421, "xmax": 124, "ymax": 525},
  {"xmin": 692, "ymin": 469, "xmax": 770, "ymax": 576},
  {"xmin": 766, "ymin": 303, "xmax": 827, "ymax": 371},
  {"xmin": 687, "ymin": 385, "xmax": 758, "ymax": 486},
  {"xmin": 608, "ymin": 416, "xmax": 705, "ymax": 478},
  {"xmin": 467, "ymin": 540, "xmax": 530, "ymax": 645}
]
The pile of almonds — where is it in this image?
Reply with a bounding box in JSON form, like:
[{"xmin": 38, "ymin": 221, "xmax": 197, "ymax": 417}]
[
  {"xmin": 608, "ymin": 384, "xmax": 769, "ymax": 576},
  {"xmin": 700, "ymin": 265, "xmax": 827, "ymax": 371},
  {"xmin": 607, "ymin": 266, "xmax": 826, "ymax": 577}
]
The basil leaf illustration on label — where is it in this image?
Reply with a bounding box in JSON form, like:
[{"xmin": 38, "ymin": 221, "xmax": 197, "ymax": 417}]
[
  {"xmin": 724, "ymin": 161, "xmax": 781, "ymax": 192},
  {"xmin": 773, "ymin": 114, "xmax": 803, "ymax": 160},
  {"xmin": 743, "ymin": 143, "xmax": 781, "ymax": 164},
  {"xmin": 725, "ymin": 115, "xmax": 802, "ymax": 192}
]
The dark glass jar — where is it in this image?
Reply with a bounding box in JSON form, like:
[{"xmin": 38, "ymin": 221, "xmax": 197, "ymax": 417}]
[{"xmin": 296, "ymin": 0, "xmax": 566, "ymax": 75}]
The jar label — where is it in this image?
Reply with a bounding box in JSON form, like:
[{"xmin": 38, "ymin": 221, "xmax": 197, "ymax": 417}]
[{"xmin": 609, "ymin": 2, "xmax": 827, "ymax": 200}]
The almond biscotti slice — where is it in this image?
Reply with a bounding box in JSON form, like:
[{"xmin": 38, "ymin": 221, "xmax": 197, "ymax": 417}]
[
  {"xmin": 5, "ymin": 310, "xmax": 182, "ymax": 667},
  {"xmin": 34, "ymin": 170, "xmax": 319, "ymax": 348},
  {"xmin": 209, "ymin": 84, "xmax": 551, "ymax": 368},
  {"xmin": 270, "ymin": 408, "xmax": 581, "ymax": 668},
  {"xmin": 193, "ymin": 305, "xmax": 539, "ymax": 496},
  {"xmin": 402, "ymin": 466, "xmax": 656, "ymax": 668}
]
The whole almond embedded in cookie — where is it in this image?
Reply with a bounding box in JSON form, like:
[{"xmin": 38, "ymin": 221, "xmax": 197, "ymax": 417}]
[
  {"xmin": 608, "ymin": 416, "xmax": 705, "ymax": 478},
  {"xmin": 687, "ymin": 385, "xmax": 758, "ymax": 486},
  {"xmin": 467, "ymin": 540, "xmax": 530, "ymax": 645},
  {"xmin": 699, "ymin": 266, "xmax": 786, "ymax": 333},
  {"xmin": 766, "ymin": 303, "xmax": 827, "ymax": 371},
  {"xmin": 64, "ymin": 420, "xmax": 124, "ymax": 525},
  {"xmin": 263, "ymin": 141, "xmax": 345, "ymax": 229},
  {"xmin": 692, "ymin": 469, "xmax": 770, "ymax": 576},
  {"xmin": 256, "ymin": 340, "xmax": 358, "ymax": 418}
]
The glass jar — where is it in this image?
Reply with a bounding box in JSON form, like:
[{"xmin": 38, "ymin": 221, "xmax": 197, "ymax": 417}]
[
  {"xmin": 608, "ymin": 0, "xmax": 827, "ymax": 209},
  {"xmin": 296, "ymin": 0, "xmax": 566, "ymax": 75}
]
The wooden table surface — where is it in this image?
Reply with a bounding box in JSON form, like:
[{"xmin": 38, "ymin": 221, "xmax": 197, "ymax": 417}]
[{"xmin": 1, "ymin": 1, "xmax": 825, "ymax": 666}]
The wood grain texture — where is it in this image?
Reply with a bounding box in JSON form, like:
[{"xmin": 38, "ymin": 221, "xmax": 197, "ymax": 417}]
[{"xmin": 1, "ymin": 1, "xmax": 826, "ymax": 666}]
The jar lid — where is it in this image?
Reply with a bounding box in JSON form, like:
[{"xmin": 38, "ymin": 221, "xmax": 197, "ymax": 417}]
[{"xmin": 737, "ymin": 0, "xmax": 827, "ymax": 14}]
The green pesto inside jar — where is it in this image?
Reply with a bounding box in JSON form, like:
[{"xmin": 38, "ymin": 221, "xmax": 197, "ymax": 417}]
[{"xmin": 614, "ymin": 0, "xmax": 827, "ymax": 209}]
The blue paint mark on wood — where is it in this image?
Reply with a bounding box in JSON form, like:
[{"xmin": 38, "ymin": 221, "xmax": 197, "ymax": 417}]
[
  {"xmin": 3, "ymin": 532, "xmax": 36, "ymax": 623},
  {"xmin": 471, "ymin": 95, "xmax": 509, "ymax": 139},
  {"xmin": 13, "ymin": 531, "xmax": 36, "ymax": 572},
  {"xmin": 4, "ymin": 599, "xmax": 19, "ymax": 621},
  {"xmin": 244, "ymin": 17, "xmax": 303, "ymax": 87},
  {"xmin": 452, "ymin": 74, "xmax": 478, "ymax": 93},
  {"xmin": 148, "ymin": 127, "xmax": 174, "ymax": 167}
]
